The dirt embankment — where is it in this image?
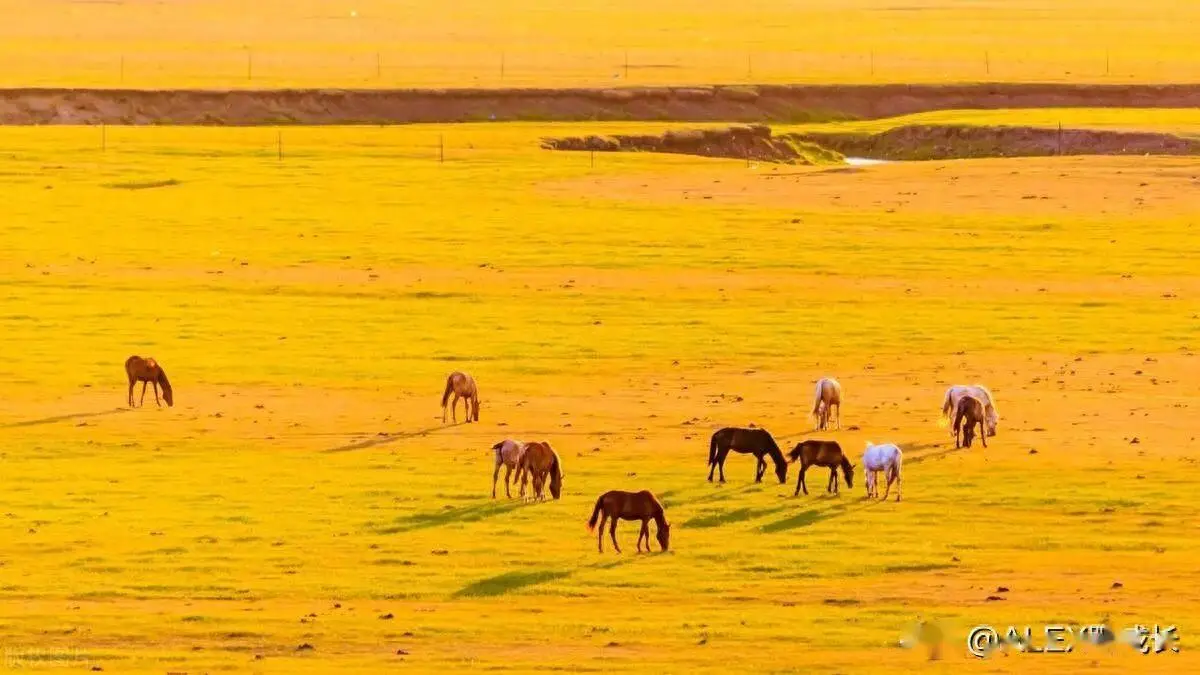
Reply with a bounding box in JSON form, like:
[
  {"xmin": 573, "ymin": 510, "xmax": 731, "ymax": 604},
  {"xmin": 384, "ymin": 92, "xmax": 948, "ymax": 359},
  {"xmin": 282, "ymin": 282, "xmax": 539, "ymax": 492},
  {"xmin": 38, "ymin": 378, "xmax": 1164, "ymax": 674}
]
[
  {"xmin": 541, "ymin": 125, "xmax": 843, "ymax": 165},
  {"xmin": 3, "ymin": 83, "xmax": 1200, "ymax": 125},
  {"xmin": 544, "ymin": 124, "xmax": 1200, "ymax": 163},
  {"xmin": 792, "ymin": 125, "xmax": 1200, "ymax": 160}
]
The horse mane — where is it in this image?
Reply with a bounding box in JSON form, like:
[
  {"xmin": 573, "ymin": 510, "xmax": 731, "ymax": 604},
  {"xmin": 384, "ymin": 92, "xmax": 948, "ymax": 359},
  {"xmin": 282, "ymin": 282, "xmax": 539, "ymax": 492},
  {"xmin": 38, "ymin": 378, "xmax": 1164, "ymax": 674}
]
[
  {"xmin": 156, "ymin": 367, "xmax": 171, "ymax": 393},
  {"xmin": 839, "ymin": 455, "xmax": 853, "ymax": 478},
  {"xmin": 764, "ymin": 434, "xmax": 787, "ymax": 467}
]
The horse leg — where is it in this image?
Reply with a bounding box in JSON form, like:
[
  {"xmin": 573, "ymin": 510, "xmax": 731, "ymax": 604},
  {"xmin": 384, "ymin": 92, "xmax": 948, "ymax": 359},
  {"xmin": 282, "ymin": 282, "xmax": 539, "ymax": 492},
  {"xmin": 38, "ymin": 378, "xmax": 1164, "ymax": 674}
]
[
  {"xmin": 835, "ymin": 403, "xmax": 841, "ymax": 430},
  {"xmin": 980, "ymin": 421, "xmax": 988, "ymax": 448},
  {"xmin": 127, "ymin": 379, "xmax": 135, "ymax": 407},
  {"xmin": 153, "ymin": 381, "xmax": 161, "ymax": 407},
  {"xmin": 504, "ymin": 466, "xmax": 513, "ymax": 499},
  {"xmin": 609, "ymin": 518, "xmax": 622, "ymax": 553},
  {"xmin": 794, "ymin": 464, "xmax": 807, "ymax": 497},
  {"xmin": 140, "ymin": 381, "xmax": 148, "ymax": 406},
  {"xmin": 639, "ymin": 520, "xmax": 651, "ymax": 553},
  {"xmin": 755, "ymin": 454, "xmax": 765, "ymax": 483},
  {"xmin": 597, "ymin": 513, "xmax": 607, "ymax": 552},
  {"xmin": 828, "ymin": 468, "xmax": 837, "ymax": 494},
  {"xmin": 717, "ymin": 448, "xmax": 728, "ymax": 483},
  {"xmin": 492, "ymin": 462, "xmax": 502, "ymax": 499}
]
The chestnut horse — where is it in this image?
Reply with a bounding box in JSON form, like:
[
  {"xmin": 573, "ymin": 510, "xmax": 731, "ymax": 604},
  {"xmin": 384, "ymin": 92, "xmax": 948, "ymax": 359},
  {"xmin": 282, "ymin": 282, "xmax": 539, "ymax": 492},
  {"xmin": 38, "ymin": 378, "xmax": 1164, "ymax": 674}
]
[
  {"xmin": 788, "ymin": 439, "xmax": 854, "ymax": 497},
  {"xmin": 441, "ymin": 371, "xmax": 479, "ymax": 423},
  {"xmin": 518, "ymin": 441, "xmax": 563, "ymax": 501},
  {"xmin": 812, "ymin": 377, "xmax": 843, "ymax": 431},
  {"xmin": 941, "ymin": 384, "xmax": 999, "ymax": 437},
  {"xmin": 125, "ymin": 355, "xmax": 173, "ymax": 408},
  {"xmin": 953, "ymin": 395, "xmax": 988, "ymax": 449},
  {"xmin": 587, "ymin": 489, "xmax": 670, "ymax": 553}
]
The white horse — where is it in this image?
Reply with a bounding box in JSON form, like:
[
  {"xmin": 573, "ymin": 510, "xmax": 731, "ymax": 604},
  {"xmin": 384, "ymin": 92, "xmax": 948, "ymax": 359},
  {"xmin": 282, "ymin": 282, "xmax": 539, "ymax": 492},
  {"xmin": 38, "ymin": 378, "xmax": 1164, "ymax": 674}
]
[
  {"xmin": 940, "ymin": 384, "xmax": 998, "ymax": 437},
  {"xmin": 862, "ymin": 442, "xmax": 903, "ymax": 501},
  {"xmin": 812, "ymin": 377, "xmax": 843, "ymax": 431},
  {"xmin": 491, "ymin": 439, "xmax": 527, "ymax": 498}
]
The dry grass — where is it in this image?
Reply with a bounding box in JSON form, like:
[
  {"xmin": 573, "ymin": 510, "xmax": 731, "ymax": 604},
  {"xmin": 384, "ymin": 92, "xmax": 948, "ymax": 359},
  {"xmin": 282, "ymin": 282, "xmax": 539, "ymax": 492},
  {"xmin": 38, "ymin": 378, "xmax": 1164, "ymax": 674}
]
[
  {"xmin": 0, "ymin": 122, "xmax": 1198, "ymax": 672},
  {"xmin": 2, "ymin": 0, "xmax": 1200, "ymax": 87}
]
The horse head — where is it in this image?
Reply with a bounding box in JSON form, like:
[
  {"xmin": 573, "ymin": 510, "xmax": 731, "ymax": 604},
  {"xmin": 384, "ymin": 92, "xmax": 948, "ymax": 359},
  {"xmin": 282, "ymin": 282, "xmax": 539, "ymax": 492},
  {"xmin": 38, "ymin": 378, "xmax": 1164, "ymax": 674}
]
[
  {"xmin": 774, "ymin": 461, "xmax": 788, "ymax": 484},
  {"xmin": 656, "ymin": 522, "xmax": 671, "ymax": 552},
  {"xmin": 842, "ymin": 460, "xmax": 855, "ymax": 489}
]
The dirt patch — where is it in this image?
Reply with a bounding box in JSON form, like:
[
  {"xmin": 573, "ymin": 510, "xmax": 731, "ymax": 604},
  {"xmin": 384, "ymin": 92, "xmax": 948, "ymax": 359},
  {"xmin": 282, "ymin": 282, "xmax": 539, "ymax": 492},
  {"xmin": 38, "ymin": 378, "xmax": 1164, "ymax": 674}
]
[
  {"xmin": 792, "ymin": 124, "xmax": 1200, "ymax": 160},
  {"xmin": 540, "ymin": 125, "xmax": 842, "ymax": 165},
  {"xmin": 3, "ymin": 84, "xmax": 1200, "ymax": 125}
]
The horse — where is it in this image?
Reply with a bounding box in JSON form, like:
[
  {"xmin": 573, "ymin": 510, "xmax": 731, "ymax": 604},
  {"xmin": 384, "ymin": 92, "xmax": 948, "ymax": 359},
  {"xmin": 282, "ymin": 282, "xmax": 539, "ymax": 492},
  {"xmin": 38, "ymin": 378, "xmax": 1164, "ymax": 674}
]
[
  {"xmin": 862, "ymin": 442, "xmax": 903, "ymax": 501},
  {"xmin": 940, "ymin": 384, "xmax": 998, "ymax": 437},
  {"xmin": 587, "ymin": 490, "xmax": 670, "ymax": 553},
  {"xmin": 812, "ymin": 377, "xmax": 842, "ymax": 431},
  {"xmin": 125, "ymin": 355, "xmax": 173, "ymax": 408},
  {"xmin": 953, "ymin": 395, "xmax": 988, "ymax": 449},
  {"xmin": 518, "ymin": 441, "xmax": 563, "ymax": 501},
  {"xmin": 707, "ymin": 427, "xmax": 788, "ymax": 484},
  {"xmin": 787, "ymin": 439, "xmax": 853, "ymax": 497},
  {"xmin": 441, "ymin": 371, "xmax": 480, "ymax": 423},
  {"xmin": 490, "ymin": 439, "xmax": 527, "ymax": 499}
]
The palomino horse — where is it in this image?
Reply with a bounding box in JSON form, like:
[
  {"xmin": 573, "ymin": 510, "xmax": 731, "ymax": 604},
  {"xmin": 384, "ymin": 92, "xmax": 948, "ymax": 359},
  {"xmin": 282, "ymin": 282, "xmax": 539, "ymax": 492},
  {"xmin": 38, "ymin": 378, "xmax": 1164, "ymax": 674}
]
[
  {"xmin": 490, "ymin": 439, "xmax": 527, "ymax": 499},
  {"xmin": 441, "ymin": 371, "xmax": 480, "ymax": 423},
  {"xmin": 707, "ymin": 427, "xmax": 788, "ymax": 484},
  {"xmin": 862, "ymin": 442, "xmax": 903, "ymax": 501},
  {"xmin": 953, "ymin": 395, "xmax": 988, "ymax": 449},
  {"xmin": 812, "ymin": 377, "xmax": 843, "ymax": 431},
  {"xmin": 587, "ymin": 489, "xmax": 670, "ymax": 553},
  {"xmin": 788, "ymin": 439, "xmax": 854, "ymax": 497},
  {"xmin": 125, "ymin": 355, "xmax": 174, "ymax": 408},
  {"xmin": 940, "ymin": 384, "xmax": 998, "ymax": 437},
  {"xmin": 518, "ymin": 441, "xmax": 563, "ymax": 501}
]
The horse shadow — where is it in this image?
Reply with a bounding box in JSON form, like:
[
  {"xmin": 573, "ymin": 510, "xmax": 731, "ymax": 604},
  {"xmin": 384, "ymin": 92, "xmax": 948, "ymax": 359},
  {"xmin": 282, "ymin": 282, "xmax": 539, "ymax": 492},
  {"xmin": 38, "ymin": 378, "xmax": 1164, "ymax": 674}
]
[
  {"xmin": 759, "ymin": 498, "xmax": 881, "ymax": 534},
  {"xmin": 2, "ymin": 407, "xmax": 129, "ymax": 429},
  {"xmin": 372, "ymin": 499, "xmax": 528, "ymax": 534},
  {"xmin": 683, "ymin": 506, "xmax": 788, "ymax": 529},
  {"xmin": 452, "ymin": 557, "xmax": 638, "ymax": 598},
  {"xmin": 323, "ymin": 422, "xmax": 458, "ymax": 454}
]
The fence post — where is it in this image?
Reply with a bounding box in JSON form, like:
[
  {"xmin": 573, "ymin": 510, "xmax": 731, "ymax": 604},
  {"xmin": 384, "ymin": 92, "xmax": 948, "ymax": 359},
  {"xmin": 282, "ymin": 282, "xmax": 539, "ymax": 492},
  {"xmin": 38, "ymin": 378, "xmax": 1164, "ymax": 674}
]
[
  {"xmin": 120, "ymin": 55, "xmax": 125, "ymax": 84},
  {"xmin": 985, "ymin": 51, "xmax": 990, "ymax": 75},
  {"xmin": 869, "ymin": 50, "xmax": 874, "ymax": 76},
  {"xmin": 1057, "ymin": 122, "xmax": 1063, "ymax": 156},
  {"xmin": 590, "ymin": 149, "xmax": 595, "ymax": 168},
  {"xmin": 501, "ymin": 52, "xmax": 505, "ymax": 79},
  {"xmin": 277, "ymin": 130, "xmax": 283, "ymax": 161},
  {"xmin": 246, "ymin": 48, "xmax": 253, "ymax": 81},
  {"xmin": 439, "ymin": 134, "xmax": 444, "ymax": 163},
  {"xmin": 101, "ymin": 124, "xmax": 106, "ymax": 152},
  {"xmin": 376, "ymin": 52, "xmax": 382, "ymax": 79},
  {"xmin": 624, "ymin": 50, "xmax": 629, "ymax": 79}
]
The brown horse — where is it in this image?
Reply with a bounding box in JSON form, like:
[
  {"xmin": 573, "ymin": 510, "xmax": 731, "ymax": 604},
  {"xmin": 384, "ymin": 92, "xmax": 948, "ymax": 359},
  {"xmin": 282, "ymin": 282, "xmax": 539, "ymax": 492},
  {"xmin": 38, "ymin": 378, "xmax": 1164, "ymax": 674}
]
[
  {"xmin": 788, "ymin": 439, "xmax": 854, "ymax": 497},
  {"xmin": 125, "ymin": 355, "xmax": 173, "ymax": 408},
  {"xmin": 441, "ymin": 371, "xmax": 479, "ymax": 423},
  {"xmin": 518, "ymin": 441, "xmax": 563, "ymax": 501},
  {"xmin": 812, "ymin": 377, "xmax": 843, "ymax": 431},
  {"xmin": 953, "ymin": 395, "xmax": 988, "ymax": 449},
  {"xmin": 587, "ymin": 490, "xmax": 670, "ymax": 553},
  {"xmin": 707, "ymin": 427, "xmax": 789, "ymax": 484}
]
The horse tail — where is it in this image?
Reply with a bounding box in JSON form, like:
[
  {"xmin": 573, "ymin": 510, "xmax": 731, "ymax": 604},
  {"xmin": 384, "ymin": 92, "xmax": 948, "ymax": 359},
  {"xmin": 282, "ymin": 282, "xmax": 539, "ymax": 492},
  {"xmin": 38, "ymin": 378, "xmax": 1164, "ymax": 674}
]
[
  {"xmin": 811, "ymin": 380, "xmax": 823, "ymax": 419},
  {"xmin": 892, "ymin": 448, "xmax": 903, "ymax": 482},
  {"xmin": 708, "ymin": 432, "xmax": 719, "ymax": 467},
  {"xmin": 587, "ymin": 495, "xmax": 604, "ymax": 531},
  {"xmin": 441, "ymin": 375, "xmax": 454, "ymax": 407}
]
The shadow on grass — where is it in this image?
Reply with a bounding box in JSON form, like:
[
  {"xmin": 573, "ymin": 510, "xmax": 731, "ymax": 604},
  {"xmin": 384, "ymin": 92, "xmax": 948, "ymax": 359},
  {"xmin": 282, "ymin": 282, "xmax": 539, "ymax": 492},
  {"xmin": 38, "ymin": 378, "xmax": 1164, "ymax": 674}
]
[
  {"xmin": 323, "ymin": 423, "xmax": 457, "ymax": 453},
  {"xmin": 2, "ymin": 407, "xmax": 129, "ymax": 429},
  {"xmin": 453, "ymin": 558, "xmax": 637, "ymax": 598},
  {"xmin": 759, "ymin": 498, "xmax": 881, "ymax": 533},
  {"xmin": 373, "ymin": 499, "xmax": 527, "ymax": 534},
  {"xmin": 683, "ymin": 506, "xmax": 787, "ymax": 529}
]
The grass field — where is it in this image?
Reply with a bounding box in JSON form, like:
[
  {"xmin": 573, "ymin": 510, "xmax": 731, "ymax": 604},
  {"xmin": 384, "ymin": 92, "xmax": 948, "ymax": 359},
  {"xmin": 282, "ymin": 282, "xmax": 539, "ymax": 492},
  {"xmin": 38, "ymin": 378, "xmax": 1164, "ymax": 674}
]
[
  {"xmin": 3, "ymin": 0, "xmax": 1200, "ymax": 88},
  {"xmin": 1, "ymin": 122, "xmax": 1198, "ymax": 672}
]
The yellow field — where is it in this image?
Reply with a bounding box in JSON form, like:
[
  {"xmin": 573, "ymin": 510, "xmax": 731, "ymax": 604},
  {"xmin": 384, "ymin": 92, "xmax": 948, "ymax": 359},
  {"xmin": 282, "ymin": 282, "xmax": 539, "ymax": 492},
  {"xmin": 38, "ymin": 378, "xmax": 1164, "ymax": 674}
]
[
  {"xmin": 1, "ymin": 122, "xmax": 1198, "ymax": 672},
  {"xmin": 3, "ymin": 0, "xmax": 1200, "ymax": 88}
]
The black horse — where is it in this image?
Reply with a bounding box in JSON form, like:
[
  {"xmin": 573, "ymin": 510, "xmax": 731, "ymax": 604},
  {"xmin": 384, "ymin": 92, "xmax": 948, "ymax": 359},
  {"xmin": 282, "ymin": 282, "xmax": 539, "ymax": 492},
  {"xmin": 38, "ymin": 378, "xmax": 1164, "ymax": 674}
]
[{"xmin": 707, "ymin": 427, "xmax": 789, "ymax": 484}]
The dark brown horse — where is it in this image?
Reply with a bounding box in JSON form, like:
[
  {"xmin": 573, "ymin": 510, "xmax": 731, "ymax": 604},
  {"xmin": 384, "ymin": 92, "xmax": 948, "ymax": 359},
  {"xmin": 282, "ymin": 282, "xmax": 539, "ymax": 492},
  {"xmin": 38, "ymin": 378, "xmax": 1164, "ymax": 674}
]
[
  {"xmin": 125, "ymin": 355, "xmax": 173, "ymax": 408},
  {"xmin": 707, "ymin": 427, "xmax": 789, "ymax": 484},
  {"xmin": 954, "ymin": 394, "xmax": 988, "ymax": 449},
  {"xmin": 441, "ymin": 371, "xmax": 479, "ymax": 423},
  {"xmin": 587, "ymin": 490, "xmax": 670, "ymax": 553},
  {"xmin": 787, "ymin": 440, "xmax": 854, "ymax": 497},
  {"xmin": 518, "ymin": 441, "xmax": 563, "ymax": 501}
]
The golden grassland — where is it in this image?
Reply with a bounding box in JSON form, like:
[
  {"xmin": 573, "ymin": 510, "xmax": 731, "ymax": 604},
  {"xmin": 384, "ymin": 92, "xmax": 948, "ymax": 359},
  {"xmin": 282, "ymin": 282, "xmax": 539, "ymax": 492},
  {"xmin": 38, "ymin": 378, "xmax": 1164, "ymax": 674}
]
[
  {"xmin": 1, "ymin": 121, "xmax": 1199, "ymax": 673},
  {"xmin": 2, "ymin": 0, "xmax": 1200, "ymax": 88},
  {"xmin": 778, "ymin": 108, "xmax": 1200, "ymax": 136}
]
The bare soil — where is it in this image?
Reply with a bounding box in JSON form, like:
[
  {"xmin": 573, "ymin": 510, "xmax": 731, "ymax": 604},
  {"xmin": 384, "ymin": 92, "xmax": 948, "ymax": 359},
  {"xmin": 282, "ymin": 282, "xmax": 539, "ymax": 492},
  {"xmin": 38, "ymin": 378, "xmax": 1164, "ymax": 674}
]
[{"xmin": 3, "ymin": 83, "xmax": 1200, "ymax": 125}]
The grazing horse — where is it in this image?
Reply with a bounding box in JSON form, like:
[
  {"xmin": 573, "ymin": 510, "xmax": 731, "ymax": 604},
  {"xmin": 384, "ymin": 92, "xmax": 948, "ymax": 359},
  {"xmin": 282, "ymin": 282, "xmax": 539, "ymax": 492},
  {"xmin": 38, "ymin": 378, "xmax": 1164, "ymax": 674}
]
[
  {"xmin": 788, "ymin": 440, "xmax": 854, "ymax": 497},
  {"xmin": 707, "ymin": 427, "xmax": 789, "ymax": 484},
  {"xmin": 862, "ymin": 442, "xmax": 903, "ymax": 501},
  {"xmin": 125, "ymin": 355, "xmax": 173, "ymax": 408},
  {"xmin": 518, "ymin": 441, "xmax": 563, "ymax": 501},
  {"xmin": 441, "ymin": 371, "xmax": 480, "ymax": 423},
  {"xmin": 812, "ymin": 377, "xmax": 843, "ymax": 431},
  {"xmin": 490, "ymin": 439, "xmax": 527, "ymax": 499},
  {"xmin": 940, "ymin": 384, "xmax": 998, "ymax": 437},
  {"xmin": 587, "ymin": 490, "xmax": 670, "ymax": 553},
  {"xmin": 953, "ymin": 395, "xmax": 988, "ymax": 449}
]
